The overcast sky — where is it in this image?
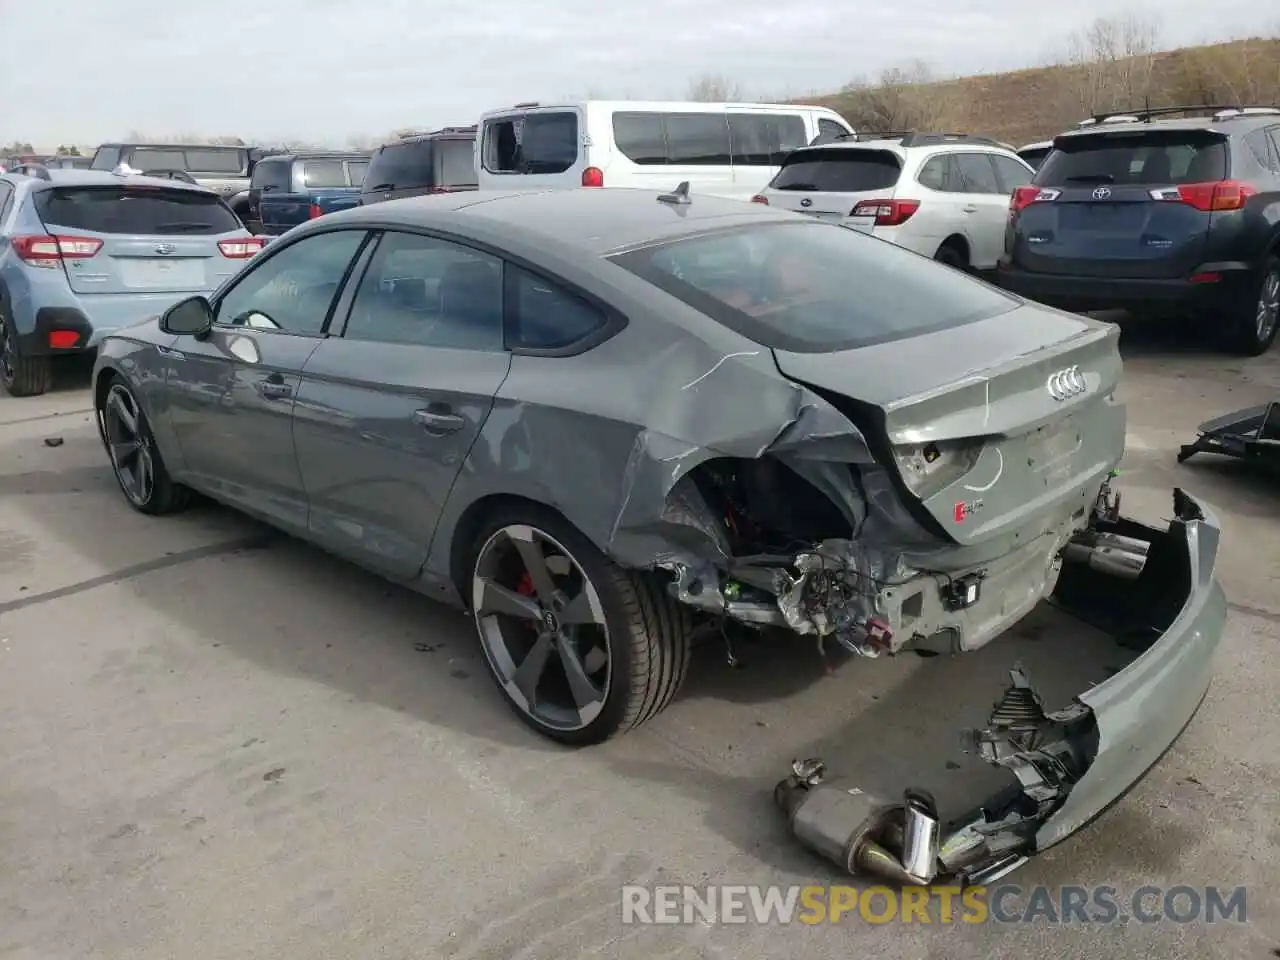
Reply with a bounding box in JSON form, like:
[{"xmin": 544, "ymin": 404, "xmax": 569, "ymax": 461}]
[{"xmin": 0, "ymin": 0, "xmax": 1272, "ymax": 146}]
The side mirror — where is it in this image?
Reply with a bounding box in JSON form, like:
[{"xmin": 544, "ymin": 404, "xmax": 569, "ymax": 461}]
[{"xmin": 160, "ymin": 295, "xmax": 214, "ymax": 338}]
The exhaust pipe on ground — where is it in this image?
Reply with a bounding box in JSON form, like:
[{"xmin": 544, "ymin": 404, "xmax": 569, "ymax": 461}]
[{"xmin": 774, "ymin": 760, "xmax": 941, "ymax": 886}]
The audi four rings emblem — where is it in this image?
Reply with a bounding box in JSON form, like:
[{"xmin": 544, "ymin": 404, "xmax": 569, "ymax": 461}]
[
  {"xmin": 1046, "ymin": 365, "xmax": 1087, "ymax": 401},
  {"xmin": 1091, "ymin": 186, "xmax": 1112, "ymax": 200}
]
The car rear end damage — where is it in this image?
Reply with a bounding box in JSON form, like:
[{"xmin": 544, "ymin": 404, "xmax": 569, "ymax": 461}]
[{"xmin": 773, "ymin": 488, "xmax": 1224, "ymax": 885}]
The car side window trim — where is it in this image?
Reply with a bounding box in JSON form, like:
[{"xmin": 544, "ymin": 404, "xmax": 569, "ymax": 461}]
[
  {"xmin": 501, "ymin": 263, "xmax": 626, "ymax": 358},
  {"xmin": 210, "ymin": 227, "xmax": 375, "ymax": 338}
]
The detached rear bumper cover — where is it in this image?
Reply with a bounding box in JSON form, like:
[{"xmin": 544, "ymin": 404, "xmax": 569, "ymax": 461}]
[{"xmin": 776, "ymin": 488, "xmax": 1226, "ymax": 884}]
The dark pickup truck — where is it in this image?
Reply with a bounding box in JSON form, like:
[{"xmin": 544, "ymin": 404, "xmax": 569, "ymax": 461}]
[{"xmin": 250, "ymin": 152, "xmax": 370, "ymax": 235}]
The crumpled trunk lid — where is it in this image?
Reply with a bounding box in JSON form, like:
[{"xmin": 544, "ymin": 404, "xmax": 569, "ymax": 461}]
[{"xmin": 770, "ymin": 302, "xmax": 1125, "ymax": 547}]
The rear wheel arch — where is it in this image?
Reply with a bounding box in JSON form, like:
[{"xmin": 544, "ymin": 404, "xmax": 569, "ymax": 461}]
[
  {"xmin": 448, "ymin": 493, "xmax": 580, "ymax": 610},
  {"xmin": 935, "ymin": 234, "xmax": 971, "ymax": 267}
]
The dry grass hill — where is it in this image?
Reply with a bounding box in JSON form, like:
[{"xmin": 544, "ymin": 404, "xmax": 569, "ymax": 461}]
[{"xmin": 801, "ymin": 33, "xmax": 1280, "ymax": 148}]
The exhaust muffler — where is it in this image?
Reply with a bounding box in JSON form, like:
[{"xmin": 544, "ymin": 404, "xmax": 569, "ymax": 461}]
[
  {"xmin": 775, "ymin": 760, "xmax": 941, "ymax": 886},
  {"xmin": 1062, "ymin": 531, "xmax": 1149, "ymax": 580}
]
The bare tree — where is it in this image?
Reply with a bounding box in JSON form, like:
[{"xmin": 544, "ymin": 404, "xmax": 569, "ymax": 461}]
[
  {"xmin": 686, "ymin": 72, "xmax": 743, "ymax": 102},
  {"xmin": 1171, "ymin": 36, "xmax": 1280, "ymax": 106},
  {"xmin": 1064, "ymin": 14, "xmax": 1162, "ymax": 116},
  {"xmin": 838, "ymin": 60, "xmax": 956, "ymax": 132}
]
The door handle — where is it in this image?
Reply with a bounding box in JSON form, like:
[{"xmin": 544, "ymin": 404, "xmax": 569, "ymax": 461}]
[
  {"xmin": 255, "ymin": 374, "xmax": 293, "ymax": 400},
  {"xmin": 963, "ymin": 204, "xmax": 979, "ymax": 213},
  {"xmin": 414, "ymin": 407, "xmax": 465, "ymax": 434}
]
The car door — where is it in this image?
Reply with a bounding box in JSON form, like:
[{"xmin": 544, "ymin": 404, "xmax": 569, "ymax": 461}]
[
  {"xmin": 291, "ymin": 229, "xmax": 511, "ymax": 579},
  {"xmin": 164, "ymin": 228, "xmax": 371, "ymax": 533},
  {"xmin": 953, "ymin": 152, "xmax": 1009, "ymax": 269}
]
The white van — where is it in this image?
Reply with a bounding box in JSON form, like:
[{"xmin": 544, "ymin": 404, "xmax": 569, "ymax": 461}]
[{"xmin": 474, "ymin": 100, "xmax": 854, "ymax": 200}]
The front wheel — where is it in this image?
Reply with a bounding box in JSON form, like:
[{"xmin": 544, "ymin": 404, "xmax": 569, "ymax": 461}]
[
  {"xmin": 468, "ymin": 507, "xmax": 692, "ymax": 745},
  {"xmin": 98, "ymin": 379, "xmax": 190, "ymax": 515}
]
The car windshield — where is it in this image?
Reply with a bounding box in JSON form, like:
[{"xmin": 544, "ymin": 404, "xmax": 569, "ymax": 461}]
[
  {"xmin": 608, "ymin": 220, "xmax": 1018, "ymax": 352},
  {"xmin": 1036, "ymin": 130, "xmax": 1228, "ymax": 186},
  {"xmin": 35, "ymin": 186, "xmax": 243, "ymax": 235}
]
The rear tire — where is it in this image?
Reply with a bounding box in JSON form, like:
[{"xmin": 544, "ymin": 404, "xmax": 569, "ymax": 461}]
[
  {"xmin": 934, "ymin": 242, "xmax": 968, "ymax": 272},
  {"xmin": 1220, "ymin": 254, "xmax": 1280, "ymax": 356},
  {"xmin": 467, "ymin": 504, "xmax": 692, "ymax": 745},
  {"xmin": 0, "ymin": 306, "xmax": 52, "ymax": 398}
]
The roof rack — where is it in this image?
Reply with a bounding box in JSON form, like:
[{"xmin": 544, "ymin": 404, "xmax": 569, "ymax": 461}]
[
  {"xmin": 834, "ymin": 131, "xmax": 1002, "ymax": 148},
  {"xmin": 1087, "ymin": 104, "xmax": 1280, "ymax": 124}
]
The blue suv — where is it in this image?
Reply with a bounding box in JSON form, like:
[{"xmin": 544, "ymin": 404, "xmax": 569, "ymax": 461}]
[{"xmin": 0, "ymin": 166, "xmax": 262, "ymax": 396}]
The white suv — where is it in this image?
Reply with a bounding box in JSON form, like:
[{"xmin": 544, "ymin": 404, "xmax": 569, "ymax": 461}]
[{"xmin": 754, "ymin": 132, "xmax": 1036, "ymax": 272}]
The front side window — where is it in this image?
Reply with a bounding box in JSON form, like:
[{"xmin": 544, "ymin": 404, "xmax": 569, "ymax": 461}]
[
  {"xmin": 991, "ymin": 154, "xmax": 1034, "ymax": 192},
  {"xmin": 215, "ymin": 230, "xmax": 368, "ymax": 336},
  {"xmin": 608, "ymin": 221, "xmax": 1018, "ymax": 352},
  {"xmin": 90, "ymin": 146, "xmax": 121, "ymax": 170},
  {"xmin": 343, "ymin": 231, "xmax": 503, "ymax": 351},
  {"xmin": 954, "ymin": 153, "xmax": 1001, "ymax": 194}
]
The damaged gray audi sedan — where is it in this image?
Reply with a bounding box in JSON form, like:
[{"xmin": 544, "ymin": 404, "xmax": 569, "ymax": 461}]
[{"xmin": 92, "ymin": 184, "xmax": 1227, "ymax": 885}]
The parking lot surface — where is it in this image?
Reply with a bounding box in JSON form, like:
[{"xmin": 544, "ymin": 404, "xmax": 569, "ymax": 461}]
[{"xmin": 2, "ymin": 326, "xmax": 1279, "ymax": 960}]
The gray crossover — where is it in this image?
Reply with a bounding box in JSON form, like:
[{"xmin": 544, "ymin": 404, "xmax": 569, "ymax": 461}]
[{"xmin": 92, "ymin": 185, "xmax": 1227, "ymax": 885}]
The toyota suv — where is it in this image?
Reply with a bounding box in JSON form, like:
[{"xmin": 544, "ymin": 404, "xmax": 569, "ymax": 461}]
[
  {"xmin": 998, "ymin": 105, "xmax": 1280, "ymax": 355},
  {"xmin": 753, "ymin": 132, "xmax": 1035, "ymax": 274}
]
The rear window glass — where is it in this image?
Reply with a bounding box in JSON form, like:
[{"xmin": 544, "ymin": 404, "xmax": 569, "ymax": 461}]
[
  {"xmin": 484, "ymin": 112, "xmax": 578, "ymax": 174},
  {"xmin": 251, "ymin": 159, "xmax": 291, "ymax": 190},
  {"xmin": 302, "ymin": 160, "xmax": 349, "ymax": 187},
  {"xmin": 365, "ymin": 141, "xmax": 434, "ymax": 190},
  {"xmin": 608, "ymin": 221, "xmax": 1017, "ymax": 352},
  {"xmin": 770, "ymin": 149, "xmax": 902, "ymax": 192},
  {"xmin": 35, "ymin": 187, "xmax": 243, "ymax": 236},
  {"xmin": 1036, "ymin": 131, "xmax": 1228, "ymax": 186}
]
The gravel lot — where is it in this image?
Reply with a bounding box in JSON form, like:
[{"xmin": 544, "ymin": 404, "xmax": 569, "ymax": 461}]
[{"xmin": 2, "ymin": 324, "xmax": 1278, "ymax": 960}]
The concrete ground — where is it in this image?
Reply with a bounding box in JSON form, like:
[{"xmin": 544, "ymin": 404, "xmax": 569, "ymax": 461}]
[{"xmin": 1, "ymin": 323, "xmax": 1278, "ymax": 960}]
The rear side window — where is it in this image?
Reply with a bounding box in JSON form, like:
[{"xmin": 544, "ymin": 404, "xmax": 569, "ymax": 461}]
[
  {"xmin": 34, "ymin": 187, "xmax": 243, "ymax": 236},
  {"xmin": 302, "ymin": 160, "xmax": 349, "ymax": 187},
  {"xmin": 613, "ymin": 111, "xmax": 809, "ymax": 166},
  {"xmin": 129, "ymin": 148, "xmax": 187, "ymax": 171},
  {"xmin": 991, "ymin": 154, "xmax": 1034, "ymax": 192},
  {"xmin": 1036, "ymin": 131, "xmax": 1229, "ymax": 186},
  {"xmin": 251, "ymin": 159, "xmax": 292, "ymax": 191},
  {"xmin": 182, "ymin": 149, "xmax": 246, "ymax": 174},
  {"xmin": 484, "ymin": 112, "xmax": 579, "ymax": 174},
  {"xmin": 1018, "ymin": 147, "xmax": 1050, "ymax": 170},
  {"xmin": 770, "ymin": 149, "xmax": 902, "ymax": 192},
  {"xmin": 436, "ymin": 140, "xmax": 477, "ymax": 187},
  {"xmin": 348, "ymin": 160, "xmax": 369, "ymax": 186},
  {"xmin": 815, "ymin": 117, "xmax": 850, "ymax": 145},
  {"xmin": 917, "ymin": 154, "xmax": 963, "ymax": 192},
  {"xmin": 609, "ymin": 221, "xmax": 1017, "ymax": 352},
  {"xmin": 1244, "ymin": 128, "xmax": 1280, "ymax": 173},
  {"xmin": 365, "ymin": 141, "xmax": 435, "ymax": 190}
]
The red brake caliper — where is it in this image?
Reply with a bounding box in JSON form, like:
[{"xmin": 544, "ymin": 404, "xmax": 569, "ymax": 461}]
[{"xmin": 516, "ymin": 572, "xmax": 535, "ymax": 597}]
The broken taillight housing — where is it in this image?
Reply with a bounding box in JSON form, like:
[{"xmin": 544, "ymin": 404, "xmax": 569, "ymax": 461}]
[
  {"xmin": 893, "ymin": 440, "xmax": 984, "ymax": 499},
  {"xmin": 1010, "ymin": 186, "xmax": 1061, "ymax": 214}
]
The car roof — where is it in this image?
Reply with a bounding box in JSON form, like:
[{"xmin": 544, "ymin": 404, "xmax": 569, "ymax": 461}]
[
  {"xmin": 259, "ymin": 152, "xmax": 369, "ymax": 162},
  {"xmin": 98, "ymin": 142, "xmax": 251, "ymax": 150},
  {"xmin": 316, "ymin": 187, "xmax": 794, "ymax": 255},
  {"xmin": 4, "ymin": 168, "xmax": 218, "ymax": 194},
  {"xmin": 380, "ymin": 128, "xmax": 477, "ymax": 147}
]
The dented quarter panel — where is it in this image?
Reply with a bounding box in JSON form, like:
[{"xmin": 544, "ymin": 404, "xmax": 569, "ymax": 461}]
[{"xmin": 1035, "ymin": 492, "xmax": 1227, "ymax": 850}]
